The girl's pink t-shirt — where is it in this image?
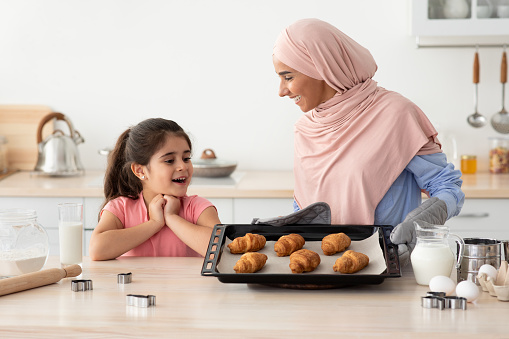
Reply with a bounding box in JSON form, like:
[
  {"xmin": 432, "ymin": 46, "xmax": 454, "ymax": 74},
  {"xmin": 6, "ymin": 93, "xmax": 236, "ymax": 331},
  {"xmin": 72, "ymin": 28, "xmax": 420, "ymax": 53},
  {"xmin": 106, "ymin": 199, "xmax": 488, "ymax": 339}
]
[{"xmin": 102, "ymin": 193, "xmax": 215, "ymax": 257}]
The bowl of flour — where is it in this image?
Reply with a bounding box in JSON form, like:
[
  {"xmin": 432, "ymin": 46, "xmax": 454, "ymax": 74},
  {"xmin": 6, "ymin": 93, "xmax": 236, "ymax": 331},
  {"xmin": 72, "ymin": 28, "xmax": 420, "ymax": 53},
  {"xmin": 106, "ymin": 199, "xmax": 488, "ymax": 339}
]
[{"xmin": 0, "ymin": 209, "xmax": 49, "ymax": 277}]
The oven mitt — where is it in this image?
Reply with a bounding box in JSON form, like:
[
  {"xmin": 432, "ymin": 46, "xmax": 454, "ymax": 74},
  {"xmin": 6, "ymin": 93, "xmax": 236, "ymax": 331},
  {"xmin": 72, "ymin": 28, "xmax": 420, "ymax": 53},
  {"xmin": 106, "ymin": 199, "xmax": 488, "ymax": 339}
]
[
  {"xmin": 390, "ymin": 197, "xmax": 448, "ymax": 267},
  {"xmin": 251, "ymin": 202, "xmax": 331, "ymax": 226}
]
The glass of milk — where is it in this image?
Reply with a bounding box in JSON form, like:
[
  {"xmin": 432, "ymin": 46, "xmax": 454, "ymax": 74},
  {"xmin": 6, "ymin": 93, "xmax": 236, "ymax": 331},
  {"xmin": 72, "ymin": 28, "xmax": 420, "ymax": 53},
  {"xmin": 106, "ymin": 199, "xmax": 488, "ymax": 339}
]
[
  {"xmin": 410, "ymin": 221, "xmax": 465, "ymax": 286},
  {"xmin": 58, "ymin": 203, "xmax": 83, "ymax": 268}
]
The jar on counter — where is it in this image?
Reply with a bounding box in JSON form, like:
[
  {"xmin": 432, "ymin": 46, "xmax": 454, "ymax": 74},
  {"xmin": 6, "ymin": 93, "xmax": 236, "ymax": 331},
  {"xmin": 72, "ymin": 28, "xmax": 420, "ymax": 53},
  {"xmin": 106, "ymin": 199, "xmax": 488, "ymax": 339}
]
[
  {"xmin": 0, "ymin": 209, "xmax": 49, "ymax": 277},
  {"xmin": 461, "ymin": 155, "xmax": 477, "ymax": 174},
  {"xmin": 489, "ymin": 137, "xmax": 509, "ymax": 174}
]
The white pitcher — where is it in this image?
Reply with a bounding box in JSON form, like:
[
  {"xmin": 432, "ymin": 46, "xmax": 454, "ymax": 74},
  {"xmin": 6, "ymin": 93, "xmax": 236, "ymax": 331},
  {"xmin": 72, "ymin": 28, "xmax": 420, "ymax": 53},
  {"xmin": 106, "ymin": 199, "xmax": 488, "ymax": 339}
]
[{"xmin": 411, "ymin": 221, "xmax": 465, "ymax": 286}]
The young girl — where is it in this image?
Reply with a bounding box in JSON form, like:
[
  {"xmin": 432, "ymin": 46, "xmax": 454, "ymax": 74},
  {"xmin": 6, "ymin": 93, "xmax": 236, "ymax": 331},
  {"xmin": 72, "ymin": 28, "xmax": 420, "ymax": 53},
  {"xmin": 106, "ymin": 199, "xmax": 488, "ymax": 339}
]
[{"xmin": 89, "ymin": 118, "xmax": 220, "ymax": 260}]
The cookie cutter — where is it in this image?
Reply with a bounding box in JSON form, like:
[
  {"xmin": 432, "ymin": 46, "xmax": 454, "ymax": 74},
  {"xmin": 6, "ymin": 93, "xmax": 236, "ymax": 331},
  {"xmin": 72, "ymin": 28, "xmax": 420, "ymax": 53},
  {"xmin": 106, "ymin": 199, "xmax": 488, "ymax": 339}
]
[
  {"xmin": 117, "ymin": 272, "xmax": 132, "ymax": 284},
  {"xmin": 426, "ymin": 291, "xmax": 446, "ymax": 298},
  {"xmin": 421, "ymin": 296, "xmax": 445, "ymax": 310},
  {"xmin": 421, "ymin": 294, "xmax": 467, "ymax": 310},
  {"xmin": 126, "ymin": 294, "xmax": 156, "ymax": 308},
  {"xmin": 71, "ymin": 279, "xmax": 93, "ymax": 292},
  {"xmin": 444, "ymin": 296, "xmax": 467, "ymax": 310}
]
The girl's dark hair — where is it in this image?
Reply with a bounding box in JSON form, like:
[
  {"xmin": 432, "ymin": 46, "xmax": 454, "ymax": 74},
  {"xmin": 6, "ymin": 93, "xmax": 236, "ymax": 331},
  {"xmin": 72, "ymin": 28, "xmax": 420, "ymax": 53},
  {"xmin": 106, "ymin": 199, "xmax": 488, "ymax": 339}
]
[{"xmin": 101, "ymin": 118, "xmax": 192, "ymax": 212}]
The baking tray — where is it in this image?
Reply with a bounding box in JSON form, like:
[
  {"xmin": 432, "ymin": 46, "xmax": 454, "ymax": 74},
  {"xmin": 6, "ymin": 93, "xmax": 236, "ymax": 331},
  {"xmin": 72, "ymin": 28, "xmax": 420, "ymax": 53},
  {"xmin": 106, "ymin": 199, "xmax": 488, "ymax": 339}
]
[{"xmin": 201, "ymin": 224, "xmax": 401, "ymax": 287}]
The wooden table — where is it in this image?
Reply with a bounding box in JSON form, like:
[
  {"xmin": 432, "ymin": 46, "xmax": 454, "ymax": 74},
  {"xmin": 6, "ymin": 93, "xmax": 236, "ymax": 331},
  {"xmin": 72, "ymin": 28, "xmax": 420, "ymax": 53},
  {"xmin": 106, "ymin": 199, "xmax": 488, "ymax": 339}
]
[{"xmin": 0, "ymin": 257, "xmax": 506, "ymax": 337}]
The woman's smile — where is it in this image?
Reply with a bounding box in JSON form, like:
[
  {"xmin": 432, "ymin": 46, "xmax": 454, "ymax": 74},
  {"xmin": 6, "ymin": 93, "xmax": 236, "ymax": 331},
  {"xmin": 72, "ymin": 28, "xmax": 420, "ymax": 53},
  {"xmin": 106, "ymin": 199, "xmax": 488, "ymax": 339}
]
[{"xmin": 273, "ymin": 56, "xmax": 336, "ymax": 112}]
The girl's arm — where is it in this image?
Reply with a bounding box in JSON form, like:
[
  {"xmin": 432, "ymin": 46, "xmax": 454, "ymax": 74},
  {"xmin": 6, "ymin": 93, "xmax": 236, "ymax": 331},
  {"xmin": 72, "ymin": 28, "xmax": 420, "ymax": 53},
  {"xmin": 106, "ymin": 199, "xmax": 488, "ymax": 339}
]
[
  {"xmin": 89, "ymin": 195, "xmax": 167, "ymax": 261},
  {"xmin": 163, "ymin": 196, "xmax": 220, "ymax": 257}
]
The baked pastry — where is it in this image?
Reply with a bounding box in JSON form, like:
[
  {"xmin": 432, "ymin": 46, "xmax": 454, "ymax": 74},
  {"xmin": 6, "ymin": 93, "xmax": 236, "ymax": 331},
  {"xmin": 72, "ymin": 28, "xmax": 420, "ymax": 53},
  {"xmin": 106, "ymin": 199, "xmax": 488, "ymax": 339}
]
[
  {"xmin": 227, "ymin": 233, "xmax": 266, "ymax": 254},
  {"xmin": 274, "ymin": 233, "xmax": 305, "ymax": 257},
  {"xmin": 321, "ymin": 233, "xmax": 351, "ymax": 256},
  {"xmin": 289, "ymin": 249, "xmax": 321, "ymax": 274},
  {"xmin": 233, "ymin": 252, "xmax": 268, "ymax": 273},
  {"xmin": 333, "ymin": 250, "xmax": 369, "ymax": 274}
]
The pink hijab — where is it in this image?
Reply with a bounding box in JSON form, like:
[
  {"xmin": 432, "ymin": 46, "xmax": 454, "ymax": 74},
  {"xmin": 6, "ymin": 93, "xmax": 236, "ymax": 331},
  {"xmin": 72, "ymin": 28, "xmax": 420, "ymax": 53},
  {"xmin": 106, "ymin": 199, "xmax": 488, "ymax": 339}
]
[{"xmin": 273, "ymin": 19, "xmax": 441, "ymax": 225}]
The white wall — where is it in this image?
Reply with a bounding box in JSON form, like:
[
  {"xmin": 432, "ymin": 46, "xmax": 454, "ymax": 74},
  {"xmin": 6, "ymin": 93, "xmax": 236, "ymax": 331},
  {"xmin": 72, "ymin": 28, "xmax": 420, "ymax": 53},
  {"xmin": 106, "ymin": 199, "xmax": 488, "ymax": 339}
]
[{"xmin": 0, "ymin": 0, "xmax": 507, "ymax": 172}]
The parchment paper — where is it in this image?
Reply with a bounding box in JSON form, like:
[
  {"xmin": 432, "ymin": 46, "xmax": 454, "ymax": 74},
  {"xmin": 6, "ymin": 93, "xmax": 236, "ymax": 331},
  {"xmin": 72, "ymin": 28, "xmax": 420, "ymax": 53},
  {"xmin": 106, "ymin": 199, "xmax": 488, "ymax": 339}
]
[{"xmin": 217, "ymin": 232, "xmax": 387, "ymax": 275}]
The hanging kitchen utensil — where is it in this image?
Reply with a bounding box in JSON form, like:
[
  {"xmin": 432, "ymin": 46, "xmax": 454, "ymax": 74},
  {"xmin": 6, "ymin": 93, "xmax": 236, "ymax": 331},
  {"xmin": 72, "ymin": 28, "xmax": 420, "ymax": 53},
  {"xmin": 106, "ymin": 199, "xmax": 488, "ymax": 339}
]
[
  {"xmin": 467, "ymin": 51, "xmax": 487, "ymax": 128},
  {"xmin": 193, "ymin": 149, "xmax": 237, "ymax": 177},
  {"xmin": 491, "ymin": 49, "xmax": 509, "ymax": 134},
  {"xmin": 34, "ymin": 112, "xmax": 85, "ymax": 176}
]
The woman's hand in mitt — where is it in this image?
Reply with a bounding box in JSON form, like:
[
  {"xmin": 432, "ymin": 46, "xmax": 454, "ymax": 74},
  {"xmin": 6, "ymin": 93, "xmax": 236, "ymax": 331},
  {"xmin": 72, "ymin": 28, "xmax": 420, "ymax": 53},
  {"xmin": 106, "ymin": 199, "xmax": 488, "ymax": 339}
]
[
  {"xmin": 227, "ymin": 233, "xmax": 266, "ymax": 254},
  {"xmin": 390, "ymin": 197, "xmax": 447, "ymax": 266},
  {"xmin": 274, "ymin": 233, "xmax": 305, "ymax": 256},
  {"xmin": 333, "ymin": 250, "xmax": 369, "ymax": 274},
  {"xmin": 289, "ymin": 249, "xmax": 321, "ymax": 274},
  {"xmin": 321, "ymin": 233, "xmax": 351, "ymax": 255},
  {"xmin": 233, "ymin": 252, "xmax": 268, "ymax": 273}
]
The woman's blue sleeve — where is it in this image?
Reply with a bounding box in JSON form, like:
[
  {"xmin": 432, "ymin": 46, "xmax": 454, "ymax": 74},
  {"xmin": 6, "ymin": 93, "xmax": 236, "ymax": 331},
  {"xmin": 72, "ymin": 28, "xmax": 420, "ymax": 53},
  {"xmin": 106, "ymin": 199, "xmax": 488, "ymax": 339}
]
[
  {"xmin": 406, "ymin": 153, "xmax": 465, "ymax": 219},
  {"xmin": 293, "ymin": 200, "xmax": 301, "ymax": 212}
]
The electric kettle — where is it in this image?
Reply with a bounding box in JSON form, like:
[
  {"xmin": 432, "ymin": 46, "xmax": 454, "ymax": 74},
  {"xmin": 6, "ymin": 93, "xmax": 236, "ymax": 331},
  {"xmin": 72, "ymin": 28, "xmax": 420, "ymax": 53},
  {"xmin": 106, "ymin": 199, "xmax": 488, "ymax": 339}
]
[{"xmin": 34, "ymin": 112, "xmax": 85, "ymax": 176}]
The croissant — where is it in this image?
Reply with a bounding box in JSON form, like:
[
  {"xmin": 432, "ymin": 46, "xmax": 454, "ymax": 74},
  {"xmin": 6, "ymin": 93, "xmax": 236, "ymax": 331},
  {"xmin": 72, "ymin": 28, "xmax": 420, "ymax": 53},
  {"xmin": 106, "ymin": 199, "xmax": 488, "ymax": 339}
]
[
  {"xmin": 333, "ymin": 250, "xmax": 369, "ymax": 274},
  {"xmin": 321, "ymin": 233, "xmax": 351, "ymax": 256},
  {"xmin": 233, "ymin": 252, "xmax": 268, "ymax": 273},
  {"xmin": 289, "ymin": 249, "xmax": 321, "ymax": 274},
  {"xmin": 274, "ymin": 233, "xmax": 305, "ymax": 257},
  {"xmin": 227, "ymin": 233, "xmax": 266, "ymax": 254}
]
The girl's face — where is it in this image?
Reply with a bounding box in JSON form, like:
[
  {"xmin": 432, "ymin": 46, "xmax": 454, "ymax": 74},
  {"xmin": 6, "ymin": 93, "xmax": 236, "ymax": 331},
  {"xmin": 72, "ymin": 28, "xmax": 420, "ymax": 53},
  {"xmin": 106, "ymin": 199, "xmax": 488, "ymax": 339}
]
[
  {"xmin": 273, "ymin": 56, "xmax": 336, "ymax": 112},
  {"xmin": 143, "ymin": 135, "xmax": 193, "ymax": 197}
]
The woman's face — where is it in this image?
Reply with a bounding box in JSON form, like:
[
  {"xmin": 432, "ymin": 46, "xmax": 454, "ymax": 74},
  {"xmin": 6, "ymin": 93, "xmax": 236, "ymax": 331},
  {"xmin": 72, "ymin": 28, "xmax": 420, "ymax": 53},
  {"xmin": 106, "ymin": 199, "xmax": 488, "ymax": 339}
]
[
  {"xmin": 273, "ymin": 56, "xmax": 336, "ymax": 112},
  {"xmin": 143, "ymin": 135, "xmax": 193, "ymax": 198}
]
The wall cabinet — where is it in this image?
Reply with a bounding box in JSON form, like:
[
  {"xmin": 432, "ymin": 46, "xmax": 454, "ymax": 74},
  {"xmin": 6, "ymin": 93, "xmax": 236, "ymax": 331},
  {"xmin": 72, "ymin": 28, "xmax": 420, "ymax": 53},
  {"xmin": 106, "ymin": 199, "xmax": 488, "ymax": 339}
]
[{"xmin": 412, "ymin": 0, "xmax": 509, "ymax": 37}]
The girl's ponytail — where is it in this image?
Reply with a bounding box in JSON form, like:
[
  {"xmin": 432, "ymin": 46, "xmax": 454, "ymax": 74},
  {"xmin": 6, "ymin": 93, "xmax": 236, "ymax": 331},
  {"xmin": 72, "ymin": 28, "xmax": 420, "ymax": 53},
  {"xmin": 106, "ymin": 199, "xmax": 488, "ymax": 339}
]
[{"xmin": 102, "ymin": 129, "xmax": 142, "ymax": 211}]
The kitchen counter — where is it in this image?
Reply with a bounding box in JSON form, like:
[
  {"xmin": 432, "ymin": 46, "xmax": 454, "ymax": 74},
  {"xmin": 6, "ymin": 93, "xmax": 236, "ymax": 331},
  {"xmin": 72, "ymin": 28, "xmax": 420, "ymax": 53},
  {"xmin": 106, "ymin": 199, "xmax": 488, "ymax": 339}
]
[
  {"xmin": 0, "ymin": 170, "xmax": 295, "ymax": 198},
  {"xmin": 0, "ymin": 256, "xmax": 506, "ymax": 337},
  {"xmin": 0, "ymin": 170, "xmax": 508, "ymax": 199},
  {"xmin": 459, "ymin": 173, "xmax": 509, "ymax": 198}
]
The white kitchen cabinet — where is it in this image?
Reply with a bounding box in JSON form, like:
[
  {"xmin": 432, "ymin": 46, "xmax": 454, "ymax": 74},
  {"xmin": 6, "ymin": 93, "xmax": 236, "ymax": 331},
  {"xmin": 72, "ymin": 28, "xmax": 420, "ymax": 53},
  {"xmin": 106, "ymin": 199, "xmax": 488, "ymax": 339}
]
[
  {"xmin": 208, "ymin": 198, "xmax": 233, "ymax": 224},
  {"xmin": 233, "ymin": 198, "xmax": 294, "ymax": 224},
  {"xmin": 446, "ymin": 198, "xmax": 509, "ymax": 240},
  {"xmin": 412, "ymin": 0, "xmax": 509, "ymax": 36},
  {"xmin": 0, "ymin": 196, "xmax": 234, "ymax": 257},
  {"xmin": 84, "ymin": 197, "xmax": 103, "ymax": 230},
  {"xmin": 0, "ymin": 196, "xmax": 98, "ymax": 256},
  {"xmin": 83, "ymin": 197, "xmax": 104, "ymax": 256}
]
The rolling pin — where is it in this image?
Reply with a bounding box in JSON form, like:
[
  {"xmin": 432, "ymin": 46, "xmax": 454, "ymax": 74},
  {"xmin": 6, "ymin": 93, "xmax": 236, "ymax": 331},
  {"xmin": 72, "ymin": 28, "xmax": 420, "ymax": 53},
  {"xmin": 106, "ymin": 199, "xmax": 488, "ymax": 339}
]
[{"xmin": 0, "ymin": 264, "xmax": 82, "ymax": 297}]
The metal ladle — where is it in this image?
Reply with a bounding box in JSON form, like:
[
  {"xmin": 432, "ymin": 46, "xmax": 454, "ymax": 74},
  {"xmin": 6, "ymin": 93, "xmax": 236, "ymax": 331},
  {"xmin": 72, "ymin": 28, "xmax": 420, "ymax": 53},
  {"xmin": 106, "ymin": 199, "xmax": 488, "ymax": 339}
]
[
  {"xmin": 467, "ymin": 51, "xmax": 487, "ymax": 128},
  {"xmin": 491, "ymin": 50, "xmax": 509, "ymax": 134}
]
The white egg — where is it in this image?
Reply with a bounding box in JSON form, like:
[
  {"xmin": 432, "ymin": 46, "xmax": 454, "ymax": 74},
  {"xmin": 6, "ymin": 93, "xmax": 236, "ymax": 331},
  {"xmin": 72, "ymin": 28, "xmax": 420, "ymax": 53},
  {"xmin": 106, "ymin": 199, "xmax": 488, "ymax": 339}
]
[
  {"xmin": 478, "ymin": 264, "xmax": 498, "ymax": 280},
  {"xmin": 456, "ymin": 280, "xmax": 480, "ymax": 302},
  {"xmin": 429, "ymin": 275, "xmax": 456, "ymax": 296}
]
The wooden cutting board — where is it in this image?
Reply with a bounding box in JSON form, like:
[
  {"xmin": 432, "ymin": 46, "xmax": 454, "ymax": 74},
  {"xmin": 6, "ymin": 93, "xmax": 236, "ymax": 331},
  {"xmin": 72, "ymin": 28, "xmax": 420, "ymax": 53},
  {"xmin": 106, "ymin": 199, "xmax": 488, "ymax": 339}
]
[{"xmin": 0, "ymin": 105, "xmax": 54, "ymax": 171}]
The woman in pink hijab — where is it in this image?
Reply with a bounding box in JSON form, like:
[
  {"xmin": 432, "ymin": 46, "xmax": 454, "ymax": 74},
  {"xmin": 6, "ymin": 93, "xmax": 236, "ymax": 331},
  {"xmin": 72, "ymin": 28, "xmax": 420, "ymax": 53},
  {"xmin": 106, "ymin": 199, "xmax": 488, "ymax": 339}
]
[{"xmin": 273, "ymin": 18, "xmax": 464, "ymax": 265}]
